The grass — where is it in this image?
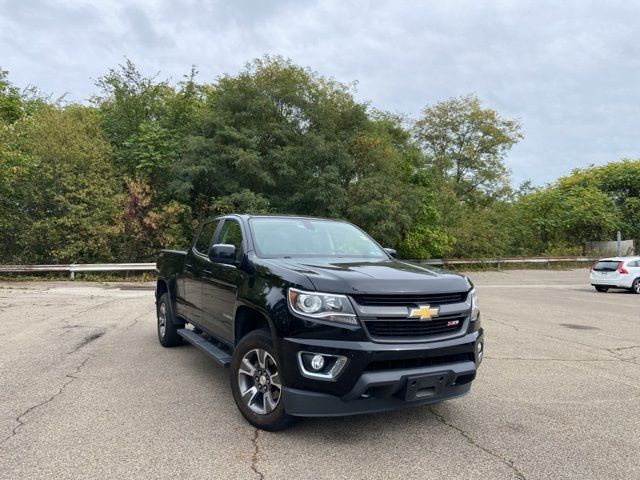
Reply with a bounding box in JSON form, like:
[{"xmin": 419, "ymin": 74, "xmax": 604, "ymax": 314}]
[
  {"xmin": 423, "ymin": 260, "xmax": 592, "ymax": 272},
  {"xmin": 0, "ymin": 272, "xmax": 155, "ymax": 282}
]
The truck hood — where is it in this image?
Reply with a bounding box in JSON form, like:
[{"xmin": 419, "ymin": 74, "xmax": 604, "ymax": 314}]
[{"xmin": 264, "ymin": 258, "xmax": 472, "ymax": 294}]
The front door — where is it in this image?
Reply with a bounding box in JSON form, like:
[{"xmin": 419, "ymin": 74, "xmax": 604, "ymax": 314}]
[
  {"xmin": 201, "ymin": 218, "xmax": 245, "ymax": 342},
  {"xmin": 181, "ymin": 220, "xmax": 219, "ymax": 325}
]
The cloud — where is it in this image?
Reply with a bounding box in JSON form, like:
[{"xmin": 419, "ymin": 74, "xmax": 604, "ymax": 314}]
[{"xmin": 1, "ymin": 0, "xmax": 639, "ymax": 185}]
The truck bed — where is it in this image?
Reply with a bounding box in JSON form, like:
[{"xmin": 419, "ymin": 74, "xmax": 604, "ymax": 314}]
[{"xmin": 157, "ymin": 249, "xmax": 187, "ymax": 278}]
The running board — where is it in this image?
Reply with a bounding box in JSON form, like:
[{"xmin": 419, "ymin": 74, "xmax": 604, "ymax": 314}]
[{"xmin": 177, "ymin": 329, "xmax": 232, "ymax": 368}]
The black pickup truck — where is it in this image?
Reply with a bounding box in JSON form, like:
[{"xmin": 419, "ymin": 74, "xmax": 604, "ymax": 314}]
[{"xmin": 156, "ymin": 214, "xmax": 483, "ymax": 430}]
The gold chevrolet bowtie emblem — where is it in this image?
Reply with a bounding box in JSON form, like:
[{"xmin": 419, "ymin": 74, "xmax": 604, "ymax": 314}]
[{"xmin": 408, "ymin": 305, "xmax": 440, "ymax": 320}]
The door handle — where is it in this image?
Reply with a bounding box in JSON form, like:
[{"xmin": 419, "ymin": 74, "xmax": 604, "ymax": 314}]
[
  {"xmin": 185, "ymin": 263, "xmax": 193, "ymax": 269},
  {"xmin": 203, "ymin": 269, "xmax": 212, "ymax": 276}
]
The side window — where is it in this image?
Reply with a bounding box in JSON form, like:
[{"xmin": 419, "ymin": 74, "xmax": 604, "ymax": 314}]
[
  {"xmin": 217, "ymin": 220, "xmax": 244, "ymax": 260},
  {"xmin": 194, "ymin": 221, "xmax": 219, "ymax": 254},
  {"xmin": 629, "ymin": 261, "xmax": 639, "ymax": 267}
]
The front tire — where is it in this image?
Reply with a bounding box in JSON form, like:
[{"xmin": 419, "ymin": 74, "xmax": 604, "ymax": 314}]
[
  {"xmin": 157, "ymin": 293, "xmax": 184, "ymax": 347},
  {"xmin": 595, "ymin": 286, "xmax": 609, "ymax": 292},
  {"xmin": 631, "ymin": 278, "xmax": 640, "ymax": 294},
  {"xmin": 230, "ymin": 329, "xmax": 295, "ymax": 431}
]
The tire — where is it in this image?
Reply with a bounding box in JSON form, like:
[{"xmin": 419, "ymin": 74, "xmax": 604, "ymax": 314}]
[
  {"xmin": 631, "ymin": 278, "xmax": 640, "ymax": 294},
  {"xmin": 230, "ymin": 329, "xmax": 295, "ymax": 431},
  {"xmin": 595, "ymin": 286, "xmax": 609, "ymax": 292},
  {"xmin": 157, "ymin": 293, "xmax": 184, "ymax": 347}
]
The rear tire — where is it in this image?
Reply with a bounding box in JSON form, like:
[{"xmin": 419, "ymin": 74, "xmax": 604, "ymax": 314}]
[
  {"xmin": 230, "ymin": 329, "xmax": 295, "ymax": 431},
  {"xmin": 594, "ymin": 286, "xmax": 609, "ymax": 292},
  {"xmin": 631, "ymin": 278, "xmax": 640, "ymax": 294},
  {"xmin": 157, "ymin": 293, "xmax": 184, "ymax": 347}
]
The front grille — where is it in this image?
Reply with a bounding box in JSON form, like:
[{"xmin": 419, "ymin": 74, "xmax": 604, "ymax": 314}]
[
  {"xmin": 351, "ymin": 292, "xmax": 468, "ymax": 307},
  {"xmin": 364, "ymin": 315, "xmax": 466, "ymax": 339},
  {"xmin": 365, "ymin": 352, "xmax": 475, "ymax": 371}
]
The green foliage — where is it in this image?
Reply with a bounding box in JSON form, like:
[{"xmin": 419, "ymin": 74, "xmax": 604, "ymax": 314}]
[
  {"xmin": 3, "ymin": 61, "xmax": 637, "ymax": 265},
  {"xmin": 176, "ymin": 56, "xmax": 427, "ymax": 247},
  {"xmin": 448, "ymin": 202, "xmax": 518, "ymax": 258},
  {"xmin": 556, "ymin": 159, "xmax": 640, "ymax": 242},
  {"xmin": 413, "ymin": 95, "xmax": 522, "ymax": 206},
  {"xmin": 514, "ymin": 184, "xmax": 620, "ymax": 254},
  {"xmin": 113, "ymin": 178, "xmax": 192, "ymax": 261},
  {"xmin": 0, "ymin": 69, "xmax": 22, "ymax": 124},
  {"xmin": 0, "ymin": 105, "xmax": 120, "ymax": 262},
  {"xmin": 209, "ymin": 190, "xmax": 271, "ymax": 218}
]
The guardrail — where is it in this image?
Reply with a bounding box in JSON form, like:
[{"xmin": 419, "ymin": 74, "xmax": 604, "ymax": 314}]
[
  {"xmin": 0, "ymin": 263, "xmax": 156, "ymax": 278},
  {"xmin": 421, "ymin": 256, "xmax": 596, "ymax": 267},
  {"xmin": 0, "ymin": 256, "xmax": 595, "ymax": 278}
]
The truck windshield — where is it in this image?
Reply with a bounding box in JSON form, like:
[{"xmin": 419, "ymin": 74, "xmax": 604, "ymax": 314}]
[{"xmin": 249, "ymin": 218, "xmax": 387, "ymax": 259}]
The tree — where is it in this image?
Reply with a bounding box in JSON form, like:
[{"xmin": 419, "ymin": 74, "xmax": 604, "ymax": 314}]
[
  {"xmin": 112, "ymin": 178, "xmax": 192, "ymax": 261},
  {"xmin": 0, "ymin": 105, "xmax": 120, "ymax": 263},
  {"xmin": 413, "ymin": 95, "xmax": 522, "ymax": 206},
  {"xmin": 0, "ymin": 69, "xmax": 22, "ymax": 124},
  {"xmin": 514, "ymin": 185, "xmax": 620, "ymax": 254},
  {"xmin": 556, "ymin": 159, "xmax": 640, "ymax": 243},
  {"xmin": 93, "ymin": 60, "xmax": 204, "ymax": 183},
  {"xmin": 176, "ymin": 56, "xmax": 431, "ymax": 248}
]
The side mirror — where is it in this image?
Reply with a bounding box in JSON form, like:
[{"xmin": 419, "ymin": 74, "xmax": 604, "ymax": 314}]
[
  {"xmin": 384, "ymin": 248, "xmax": 397, "ymax": 258},
  {"xmin": 209, "ymin": 244, "xmax": 237, "ymax": 265}
]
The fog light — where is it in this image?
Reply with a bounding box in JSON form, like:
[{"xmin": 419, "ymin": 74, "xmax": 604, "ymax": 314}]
[
  {"xmin": 310, "ymin": 354, "xmax": 325, "ymax": 371},
  {"xmin": 477, "ymin": 342, "xmax": 484, "ymax": 362},
  {"xmin": 298, "ymin": 351, "xmax": 347, "ymax": 380}
]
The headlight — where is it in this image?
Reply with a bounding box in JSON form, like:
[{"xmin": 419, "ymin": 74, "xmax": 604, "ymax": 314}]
[
  {"xmin": 470, "ymin": 288, "xmax": 480, "ymax": 321},
  {"xmin": 288, "ymin": 288, "xmax": 358, "ymax": 325}
]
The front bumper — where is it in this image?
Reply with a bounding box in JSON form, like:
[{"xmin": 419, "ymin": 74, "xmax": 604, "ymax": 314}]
[
  {"xmin": 283, "ymin": 361, "xmax": 475, "ymax": 416},
  {"xmin": 277, "ymin": 329, "xmax": 483, "ymax": 417}
]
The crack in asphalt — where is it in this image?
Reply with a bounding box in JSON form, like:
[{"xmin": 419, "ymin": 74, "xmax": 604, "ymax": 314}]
[
  {"xmin": 0, "ymin": 289, "xmax": 151, "ymax": 450},
  {"xmin": 0, "ymin": 302, "xmax": 17, "ymax": 312},
  {"xmin": 0, "ymin": 356, "xmax": 92, "ymax": 447},
  {"xmin": 605, "ymin": 348, "xmax": 640, "ymax": 365},
  {"xmin": 483, "ymin": 317, "xmax": 639, "ymax": 365},
  {"xmin": 484, "ymin": 356, "xmax": 618, "ymax": 363},
  {"xmin": 608, "ymin": 345, "xmax": 640, "ymax": 352},
  {"xmin": 428, "ymin": 406, "xmax": 526, "ymax": 480},
  {"xmin": 484, "ymin": 315, "xmax": 521, "ymax": 332},
  {"xmin": 125, "ymin": 306, "xmax": 154, "ymax": 330},
  {"xmin": 250, "ymin": 428, "xmax": 264, "ymax": 480},
  {"xmin": 57, "ymin": 299, "xmax": 118, "ymax": 332}
]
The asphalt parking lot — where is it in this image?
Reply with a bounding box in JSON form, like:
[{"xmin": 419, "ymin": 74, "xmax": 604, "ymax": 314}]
[{"xmin": 0, "ymin": 269, "xmax": 638, "ymax": 479}]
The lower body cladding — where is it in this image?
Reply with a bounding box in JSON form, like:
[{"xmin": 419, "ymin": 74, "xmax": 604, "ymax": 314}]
[
  {"xmin": 276, "ymin": 330, "xmax": 483, "ymax": 417},
  {"xmin": 590, "ymin": 281, "xmax": 633, "ymax": 289}
]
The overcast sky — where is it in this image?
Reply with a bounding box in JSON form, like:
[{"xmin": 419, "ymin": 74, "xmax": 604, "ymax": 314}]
[{"xmin": 2, "ymin": 0, "xmax": 639, "ymax": 186}]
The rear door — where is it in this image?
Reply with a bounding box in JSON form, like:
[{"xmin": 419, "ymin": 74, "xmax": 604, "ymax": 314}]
[
  {"xmin": 201, "ymin": 218, "xmax": 246, "ymax": 342},
  {"xmin": 182, "ymin": 220, "xmax": 220, "ymax": 324},
  {"xmin": 627, "ymin": 259, "xmax": 640, "ymax": 284}
]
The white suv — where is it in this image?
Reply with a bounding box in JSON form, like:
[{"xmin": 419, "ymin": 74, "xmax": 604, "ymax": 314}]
[{"xmin": 590, "ymin": 256, "xmax": 640, "ymax": 293}]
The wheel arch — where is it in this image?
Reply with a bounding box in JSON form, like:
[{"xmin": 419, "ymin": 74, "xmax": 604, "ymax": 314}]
[
  {"xmin": 156, "ymin": 278, "xmax": 169, "ymax": 301},
  {"xmin": 156, "ymin": 278, "xmax": 185, "ymax": 326},
  {"xmin": 234, "ymin": 305, "xmax": 275, "ymax": 345},
  {"xmin": 156, "ymin": 277, "xmax": 179, "ymax": 303}
]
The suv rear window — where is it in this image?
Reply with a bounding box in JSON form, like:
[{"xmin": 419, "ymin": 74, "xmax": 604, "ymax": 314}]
[{"xmin": 593, "ymin": 260, "xmax": 619, "ymax": 271}]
